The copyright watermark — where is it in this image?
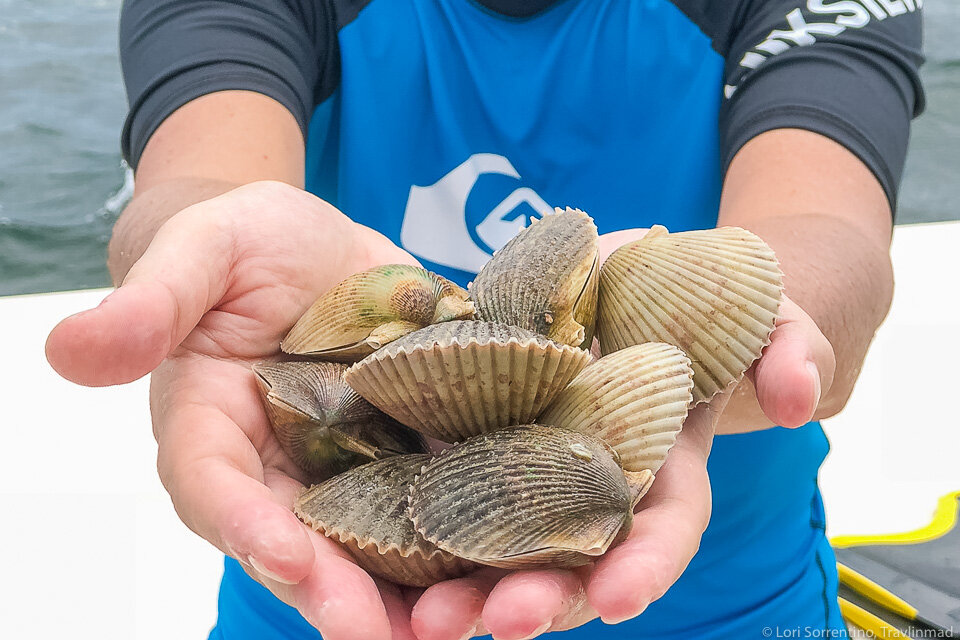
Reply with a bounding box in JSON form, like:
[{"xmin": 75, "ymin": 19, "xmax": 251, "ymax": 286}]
[
  {"xmin": 761, "ymin": 628, "xmax": 846, "ymax": 638},
  {"xmin": 761, "ymin": 626, "xmax": 956, "ymax": 638},
  {"xmin": 848, "ymin": 628, "xmax": 955, "ymax": 638}
]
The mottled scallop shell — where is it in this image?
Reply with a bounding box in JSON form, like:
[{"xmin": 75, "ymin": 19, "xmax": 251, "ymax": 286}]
[
  {"xmin": 295, "ymin": 454, "xmax": 476, "ymax": 587},
  {"xmin": 539, "ymin": 343, "xmax": 694, "ymax": 473},
  {"xmin": 470, "ymin": 207, "xmax": 599, "ymax": 348},
  {"xmin": 253, "ymin": 361, "xmax": 427, "ymax": 482},
  {"xmin": 344, "ymin": 321, "xmax": 593, "ymax": 442},
  {"xmin": 281, "ymin": 264, "xmax": 475, "ymax": 362},
  {"xmin": 409, "ymin": 425, "xmax": 639, "ymax": 569},
  {"xmin": 598, "ymin": 226, "xmax": 783, "ymax": 404}
]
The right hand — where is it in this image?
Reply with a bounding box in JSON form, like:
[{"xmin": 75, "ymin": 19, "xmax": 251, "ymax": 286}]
[{"xmin": 46, "ymin": 181, "xmax": 423, "ymax": 639}]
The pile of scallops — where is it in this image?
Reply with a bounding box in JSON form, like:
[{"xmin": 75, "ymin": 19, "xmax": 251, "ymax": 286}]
[{"xmin": 253, "ymin": 208, "xmax": 783, "ymax": 586}]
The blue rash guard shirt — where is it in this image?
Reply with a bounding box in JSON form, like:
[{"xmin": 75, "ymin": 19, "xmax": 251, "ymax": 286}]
[{"xmin": 118, "ymin": 0, "xmax": 925, "ymax": 637}]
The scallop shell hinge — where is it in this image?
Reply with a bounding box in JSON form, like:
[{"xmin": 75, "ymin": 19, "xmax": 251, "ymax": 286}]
[{"xmin": 281, "ymin": 264, "xmax": 475, "ymax": 362}]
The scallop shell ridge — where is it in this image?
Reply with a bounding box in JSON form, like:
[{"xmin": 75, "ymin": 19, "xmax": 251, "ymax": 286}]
[
  {"xmin": 295, "ymin": 454, "xmax": 475, "ymax": 586},
  {"xmin": 598, "ymin": 226, "xmax": 783, "ymax": 403},
  {"xmin": 409, "ymin": 425, "xmax": 634, "ymax": 569},
  {"xmin": 471, "ymin": 207, "xmax": 599, "ymax": 347},
  {"xmin": 345, "ymin": 321, "xmax": 593, "ymax": 442},
  {"xmin": 539, "ymin": 342, "xmax": 694, "ymax": 472},
  {"xmin": 281, "ymin": 264, "xmax": 474, "ymax": 361}
]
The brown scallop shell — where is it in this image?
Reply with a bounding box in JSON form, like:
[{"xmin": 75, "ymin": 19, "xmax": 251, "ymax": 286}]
[
  {"xmin": 470, "ymin": 207, "xmax": 599, "ymax": 347},
  {"xmin": 597, "ymin": 226, "xmax": 783, "ymax": 404},
  {"xmin": 281, "ymin": 264, "xmax": 475, "ymax": 362},
  {"xmin": 539, "ymin": 343, "xmax": 694, "ymax": 472},
  {"xmin": 344, "ymin": 321, "xmax": 593, "ymax": 442},
  {"xmin": 295, "ymin": 454, "xmax": 476, "ymax": 587},
  {"xmin": 253, "ymin": 361, "xmax": 427, "ymax": 482},
  {"xmin": 409, "ymin": 425, "xmax": 636, "ymax": 569}
]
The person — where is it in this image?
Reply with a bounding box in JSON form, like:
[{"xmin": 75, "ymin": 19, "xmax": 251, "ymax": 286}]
[{"xmin": 45, "ymin": 1, "xmax": 924, "ymax": 638}]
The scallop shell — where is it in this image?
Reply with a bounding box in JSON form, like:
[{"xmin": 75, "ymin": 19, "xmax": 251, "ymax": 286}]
[
  {"xmin": 597, "ymin": 226, "xmax": 783, "ymax": 404},
  {"xmin": 295, "ymin": 454, "xmax": 476, "ymax": 587},
  {"xmin": 344, "ymin": 321, "xmax": 593, "ymax": 442},
  {"xmin": 471, "ymin": 207, "xmax": 599, "ymax": 348},
  {"xmin": 253, "ymin": 361, "xmax": 427, "ymax": 482},
  {"xmin": 539, "ymin": 343, "xmax": 694, "ymax": 472},
  {"xmin": 281, "ymin": 264, "xmax": 475, "ymax": 362},
  {"xmin": 409, "ymin": 425, "xmax": 635, "ymax": 569}
]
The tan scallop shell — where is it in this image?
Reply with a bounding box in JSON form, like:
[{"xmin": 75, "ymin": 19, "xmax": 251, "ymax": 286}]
[
  {"xmin": 344, "ymin": 321, "xmax": 593, "ymax": 442},
  {"xmin": 281, "ymin": 264, "xmax": 475, "ymax": 362},
  {"xmin": 470, "ymin": 207, "xmax": 599, "ymax": 348},
  {"xmin": 597, "ymin": 226, "xmax": 783, "ymax": 404},
  {"xmin": 539, "ymin": 343, "xmax": 694, "ymax": 473},
  {"xmin": 253, "ymin": 361, "xmax": 427, "ymax": 482},
  {"xmin": 295, "ymin": 454, "xmax": 476, "ymax": 587},
  {"xmin": 409, "ymin": 425, "xmax": 640, "ymax": 569}
]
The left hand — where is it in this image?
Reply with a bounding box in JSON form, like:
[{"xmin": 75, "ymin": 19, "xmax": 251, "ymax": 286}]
[{"xmin": 408, "ymin": 228, "xmax": 836, "ymax": 640}]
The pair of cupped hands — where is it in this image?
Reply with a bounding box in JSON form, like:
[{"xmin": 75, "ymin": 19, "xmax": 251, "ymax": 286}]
[{"xmin": 46, "ymin": 181, "xmax": 833, "ymax": 640}]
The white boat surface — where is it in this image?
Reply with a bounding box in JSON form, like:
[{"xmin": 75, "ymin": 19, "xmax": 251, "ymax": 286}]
[{"xmin": 1, "ymin": 221, "xmax": 958, "ymax": 639}]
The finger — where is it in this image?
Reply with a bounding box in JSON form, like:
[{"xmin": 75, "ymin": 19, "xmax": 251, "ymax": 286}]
[
  {"xmin": 586, "ymin": 416, "xmax": 713, "ymax": 624},
  {"xmin": 45, "ymin": 206, "xmax": 234, "ymax": 386},
  {"xmin": 244, "ymin": 539, "xmax": 394, "ymax": 640},
  {"xmin": 378, "ymin": 580, "xmax": 419, "ymax": 640},
  {"xmin": 481, "ymin": 569, "xmax": 589, "ymax": 640},
  {"xmin": 411, "ymin": 570, "xmax": 501, "ymax": 640},
  {"xmin": 750, "ymin": 296, "xmax": 836, "ymax": 428},
  {"xmin": 153, "ymin": 367, "xmax": 315, "ymax": 583}
]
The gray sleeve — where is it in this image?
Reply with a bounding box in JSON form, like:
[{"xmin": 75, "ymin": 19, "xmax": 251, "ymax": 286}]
[
  {"xmin": 674, "ymin": 0, "xmax": 925, "ymax": 211},
  {"xmin": 119, "ymin": 0, "xmax": 338, "ymax": 169}
]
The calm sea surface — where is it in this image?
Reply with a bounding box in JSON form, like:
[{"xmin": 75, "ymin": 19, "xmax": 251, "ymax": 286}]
[{"xmin": 1, "ymin": 0, "xmax": 957, "ymax": 296}]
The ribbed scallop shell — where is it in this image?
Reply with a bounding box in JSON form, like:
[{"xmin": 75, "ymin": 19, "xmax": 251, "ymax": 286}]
[
  {"xmin": 295, "ymin": 454, "xmax": 476, "ymax": 587},
  {"xmin": 281, "ymin": 264, "xmax": 475, "ymax": 362},
  {"xmin": 470, "ymin": 207, "xmax": 599, "ymax": 347},
  {"xmin": 598, "ymin": 226, "xmax": 783, "ymax": 404},
  {"xmin": 253, "ymin": 361, "xmax": 427, "ymax": 482},
  {"xmin": 539, "ymin": 343, "xmax": 694, "ymax": 472},
  {"xmin": 344, "ymin": 321, "xmax": 593, "ymax": 442},
  {"xmin": 409, "ymin": 425, "xmax": 634, "ymax": 569}
]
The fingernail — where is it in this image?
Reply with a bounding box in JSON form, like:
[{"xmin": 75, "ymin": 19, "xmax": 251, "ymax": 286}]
[
  {"xmin": 246, "ymin": 554, "xmax": 297, "ymax": 585},
  {"xmin": 600, "ymin": 601, "xmax": 649, "ymax": 625},
  {"xmin": 806, "ymin": 361, "xmax": 822, "ymax": 409}
]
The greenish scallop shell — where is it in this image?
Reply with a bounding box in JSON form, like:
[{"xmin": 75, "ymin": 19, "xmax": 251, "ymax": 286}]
[
  {"xmin": 470, "ymin": 207, "xmax": 599, "ymax": 348},
  {"xmin": 253, "ymin": 361, "xmax": 427, "ymax": 482},
  {"xmin": 344, "ymin": 321, "xmax": 592, "ymax": 442},
  {"xmin": 281, "ymin": 264, "xmax": 475, "ymax": 362},
  {"xmin": 598, "ymin": 226, "xmax": 783, "ymax": 404},
  {"xmin": 295, "ymin": 454, "xmax": 476, "ymax": 587},
  {"xmin": 408, "ymin": 425, "xmax": 641, "ymax": 569},
  {"xmin": 539, "ymin": 343, "xmax": 694, "ymax": 472}
]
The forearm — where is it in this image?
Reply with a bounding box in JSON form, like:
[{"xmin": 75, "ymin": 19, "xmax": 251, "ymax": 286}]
[{"xmin": 715, "ymin": 129, "xmax": 894, "ymax": 433}]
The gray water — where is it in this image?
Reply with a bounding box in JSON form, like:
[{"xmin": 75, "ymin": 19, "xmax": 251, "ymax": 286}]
[{"xmin": 0, "ymin": 0, "xmax": 957, "ymax": 297}]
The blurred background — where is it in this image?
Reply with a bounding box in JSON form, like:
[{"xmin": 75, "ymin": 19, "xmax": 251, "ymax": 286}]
[{"xmin": 0, "ymin": 0, "xmax": 958, "ymax": 296}]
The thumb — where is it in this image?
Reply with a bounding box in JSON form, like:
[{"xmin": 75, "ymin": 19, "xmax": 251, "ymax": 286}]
[
  {"xmin": 749, "ymin": 296, "xmax": 836, "ymax": 428},
  {"xmin": 46, "ymin": 208, "xmax": 234, "ymax": 387}
]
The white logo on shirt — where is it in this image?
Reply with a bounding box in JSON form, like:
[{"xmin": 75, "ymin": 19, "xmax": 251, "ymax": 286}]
[{"xmin": 400, "ymin": 153, "xmax": 553, "ymax": 273}]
